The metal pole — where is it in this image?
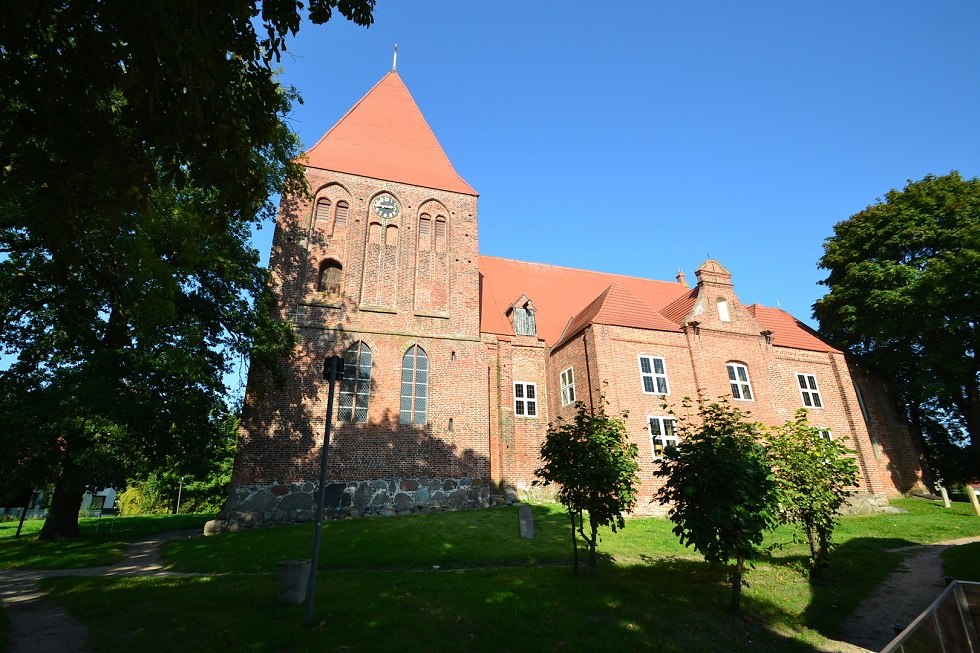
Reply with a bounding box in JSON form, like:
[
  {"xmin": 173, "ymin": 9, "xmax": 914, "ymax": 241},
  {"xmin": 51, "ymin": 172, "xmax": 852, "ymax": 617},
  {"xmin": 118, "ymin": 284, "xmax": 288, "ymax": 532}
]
[
  {"xmin": 176, "ymin": 478, "xmax": 184, "ymax": 515},
  {"xmin": 306, "ymin": 355, "xmax": 342, "ymax": 625}
]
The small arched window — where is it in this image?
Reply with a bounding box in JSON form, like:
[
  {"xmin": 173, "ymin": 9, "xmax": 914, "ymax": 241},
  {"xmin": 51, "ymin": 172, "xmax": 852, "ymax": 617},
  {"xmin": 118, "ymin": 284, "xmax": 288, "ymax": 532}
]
[
  {"xmin": 727, "ymin": 362, "xmax": 753, "ymax": 401},
  {"xmin": 315, "ymin": 198, "xmax": 331, "ymax": 222},
  {"xmin": 317, "ymin": 259, "xmax": 342, "ymax": 295},
  {"xmin": 335, "ymin": 201, "xmax": 349, "ymax": 226},
  {"xmin": 339, "ymin": 341, "xmax": 372, "ymax": 423},
  {"xmin": 418, "ymin": 215, "xmax": 431, "ymax": 250},
  {"xmin": 435, "ymin": 216, "xmax": 447, "ymax": 253},
  {"xmin": 717, "ymin": 297, "xmax": 731, "ymax": 322},
  {"xmin": 399, "ymin": 345, "xmax": 428, "ymax": 425}
]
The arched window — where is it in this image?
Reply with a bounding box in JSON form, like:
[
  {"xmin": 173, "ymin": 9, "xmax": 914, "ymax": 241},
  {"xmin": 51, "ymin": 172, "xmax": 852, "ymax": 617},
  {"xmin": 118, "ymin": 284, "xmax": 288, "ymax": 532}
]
[
  {"xmin": 339, "ymin": 342, "xmax": 372, "ymax": 423},
  {"xmin": 435, "ymin": 216, "xmax": 447, "ymax": 253},
  {"xmin": 717, "ymin": 297, "xmax": 731, "ymax": 322},
  {"xmin": 399, "ymin": 345, "xmax": 428, "ymax": 425},
  {"xmin": 316, "ymin": 259, "xmax": 342, "ymax": 295},
  {"xmin": 418, "ymin": 215, "xmax": 431, "ymax": 250},
  {"xmin": 314, "ymin": 198, "xmax": 331, "ymax": 222},
  {"xmin": 335, "ymin": 201, "xmax": 349, "ymax": 226}
]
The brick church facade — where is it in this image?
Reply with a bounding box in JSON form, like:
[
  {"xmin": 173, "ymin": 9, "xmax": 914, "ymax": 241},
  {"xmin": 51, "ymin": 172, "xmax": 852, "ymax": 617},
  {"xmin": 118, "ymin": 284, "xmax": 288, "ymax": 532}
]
[{"xmin": 228, "ymin": 70, "xmax": 925, "ymax": 523}]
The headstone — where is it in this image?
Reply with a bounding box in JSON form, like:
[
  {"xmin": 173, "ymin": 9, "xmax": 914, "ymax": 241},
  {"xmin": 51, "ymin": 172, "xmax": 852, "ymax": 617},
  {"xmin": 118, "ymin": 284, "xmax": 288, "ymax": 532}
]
[
  {"xmin": 939, "ymin": 486, "xmax": 951, "ymax": 509},
  {"xmin": 518, "ymin": 504, "xmax": 534, "ymax": 539},
  {"xmin": 967, "ymin": 485, "xmax": 980, "ymax": 517}
]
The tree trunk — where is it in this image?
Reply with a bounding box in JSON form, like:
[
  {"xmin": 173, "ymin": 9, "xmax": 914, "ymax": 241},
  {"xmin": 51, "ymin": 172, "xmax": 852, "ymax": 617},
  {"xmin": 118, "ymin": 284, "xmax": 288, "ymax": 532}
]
[
  {"xmin": 588, "ymin": 520, "xmax": 598, "ymax": 573},
  {"xmin": 730, "ymin": 553, "xmax": 745, "ymax": 613},
  {"xmin": 39, "ymin": 481, "xmax": 83, "ymax": 540},
  {"xmin": 569, "ymin": 510, "xmax": 579, "ymax": 572}
]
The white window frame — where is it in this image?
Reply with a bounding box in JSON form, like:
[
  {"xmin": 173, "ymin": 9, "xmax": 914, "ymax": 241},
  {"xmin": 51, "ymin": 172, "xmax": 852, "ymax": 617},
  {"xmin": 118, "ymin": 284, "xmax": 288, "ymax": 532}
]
[
  {"xmin": 559, "ymin": 367, "xmax": 575, "ymax": 406},
  {"xmin": 514, "ymin": 381, "xmax": 538, "ymax": 418},
  {"xmin": 727, "ymin": 362, "xmax": 754, "ymax": 401},
  {"xmin": 638, "ymin": 355, "xmax": 670, "ymax": 395},
  {"xmin": 648, "ymin": 416, "xmax": 678, "ymax": 459},
  {"xmin": 818, "ymin": 428, "xmax": 833, "ymax": 442},
  {"xmin": 796, "ymin": 373, "xmax": 823, "ymax": 409},
  {"xmin": 717, "ymin": 297, "xmax": 731, "ymax": 322}
]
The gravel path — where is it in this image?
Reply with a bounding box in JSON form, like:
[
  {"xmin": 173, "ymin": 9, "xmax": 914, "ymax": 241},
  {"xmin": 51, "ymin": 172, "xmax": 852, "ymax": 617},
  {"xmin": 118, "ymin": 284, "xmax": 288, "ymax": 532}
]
[
  {"xmin": 1, "ymin": 530, "xmax": 977, "ymax": 653},
  {"xmin": 837, "ymin": 535, "xmax": 980, "ymax": 652},
  {"xmin": 0, "ymin": 530, "xmax": 201, "ymax": 653}
]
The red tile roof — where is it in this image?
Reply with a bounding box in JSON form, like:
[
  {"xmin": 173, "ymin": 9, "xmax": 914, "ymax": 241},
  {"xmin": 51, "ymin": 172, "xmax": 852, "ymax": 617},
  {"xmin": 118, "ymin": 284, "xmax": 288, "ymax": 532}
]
[
  {"xmin": 479, "ymin": 257, "xmax": 839, "ymax": 354},
  {"xmin": 556, "ymin": 284, "xmax": 681, "ymax": 347},
  {"xmin": 748, "ymin": 305, "xmax": 841, "ymax": 353},
  {"xmin": 478, "ymin": 257, "xmax": 690, "ymax": 345},
  {"xmin": 303, "ymin": 72, "xmax": 476, "ymax": 196}
]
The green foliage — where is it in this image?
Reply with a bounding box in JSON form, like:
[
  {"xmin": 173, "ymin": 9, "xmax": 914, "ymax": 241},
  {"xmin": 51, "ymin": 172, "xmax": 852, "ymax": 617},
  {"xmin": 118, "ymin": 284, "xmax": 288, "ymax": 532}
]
[
  {"xmin": 814, "ymin": 171, "xmax": 980, "ymax": 481},
  {"xmin": 767, "ymin": 409, "xmax": 860, "ymax": 574},
  {"xmin": 0, "ymin": 1, "xmax": 375, "ymax": 538},
  {"xmin": 655, "ymin": 397, "xmax": 780, "ymax": 611},
  {"xmin": 117, "ymin": 475, "xmax": 169, "ymax": 516},
  {"xmin": 534, "ymin": 401, "xmax": 640, "ymax": 572}
]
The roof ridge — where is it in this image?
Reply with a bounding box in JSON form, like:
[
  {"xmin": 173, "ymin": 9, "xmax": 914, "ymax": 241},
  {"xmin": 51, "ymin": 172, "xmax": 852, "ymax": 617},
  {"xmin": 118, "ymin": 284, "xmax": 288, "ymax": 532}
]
[{"xmin": 477, "ymin": 255, "xmax": 684, "ymax": 287}]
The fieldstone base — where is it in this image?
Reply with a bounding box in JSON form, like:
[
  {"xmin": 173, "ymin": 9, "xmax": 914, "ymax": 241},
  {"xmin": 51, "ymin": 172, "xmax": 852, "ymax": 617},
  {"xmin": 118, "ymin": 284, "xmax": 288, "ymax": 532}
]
[{"xmin": 206, "ymin": 477, "xmax": 507, "ymax": 534}]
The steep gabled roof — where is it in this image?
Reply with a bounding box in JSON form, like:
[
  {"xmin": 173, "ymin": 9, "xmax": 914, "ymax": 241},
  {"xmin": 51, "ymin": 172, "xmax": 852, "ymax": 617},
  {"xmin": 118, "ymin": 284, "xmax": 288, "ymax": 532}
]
[
  {"xmin": 660, "ymin": 288, "xmax": 699, "ymax": 325},
  {"xmin": 555, "ymin": 284, "xmax": 681, "ymax": 347},
  {"xmin": 303, "ymin": 71, "xmax": 477, "ymax": 196},
  {"xmin": 478, "ymin": 256, "xmax": 690, "ymax": 345},
  {"xmin": 749, "ymin": 305, "xmax": 841, "ymax": 353}
]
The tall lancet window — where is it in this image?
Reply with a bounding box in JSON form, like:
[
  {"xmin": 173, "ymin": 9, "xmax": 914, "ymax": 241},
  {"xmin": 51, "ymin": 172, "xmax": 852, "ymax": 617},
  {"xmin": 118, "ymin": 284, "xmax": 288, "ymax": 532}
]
[
  {"xmin": 339, "ymin": 341, "xmax": 372, "ymax": 423},
  {"xmin": 399, "ymin": 345, "xmax": 428, "ymax": 425}
]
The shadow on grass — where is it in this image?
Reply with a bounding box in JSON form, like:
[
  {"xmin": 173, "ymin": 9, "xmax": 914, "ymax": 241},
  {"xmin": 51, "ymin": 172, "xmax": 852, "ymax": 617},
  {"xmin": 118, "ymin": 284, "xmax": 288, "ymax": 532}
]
[{"xmin": 43, "ymin": 559, "xmax": 837, "ymax": 653}]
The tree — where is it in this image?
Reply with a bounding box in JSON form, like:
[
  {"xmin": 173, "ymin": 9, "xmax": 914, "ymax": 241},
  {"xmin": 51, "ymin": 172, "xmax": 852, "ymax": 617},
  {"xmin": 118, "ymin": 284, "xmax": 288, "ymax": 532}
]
[
  {"xmin": 814, "ymin": 172, "xmax": 979, "ymax": 482},
  {"xmin": 767, "ymin": 410, "xmax": 859, "ymax": 575},
  {"xmin": 0, "ymin": 1, "xmax": 375, "ymax": 539},
  {"xmin": 655, "ymin": 397, "xmax": 779, "ymax": 612},
  {"xmin": 534, "ymin": 401, "xmax": 640, "ymax": 573}
]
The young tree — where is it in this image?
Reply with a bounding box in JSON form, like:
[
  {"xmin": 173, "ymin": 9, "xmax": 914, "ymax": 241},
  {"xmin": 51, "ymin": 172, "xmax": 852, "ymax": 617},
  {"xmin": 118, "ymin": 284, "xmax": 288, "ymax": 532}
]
[
  {"xmin": 0, "ymin": 2, "xmax": 375, "ymax": 539},
  {"xmin": 534, "ymin": 401, "xmax": 640, "ymax": 573},
  {"xmin": 814, "ymin": 172, "xmax": 980, "ymax": 478},
  {"xmin": 656, "ymin": 397, "xmax": 779, "ymax": 612},
  {"xmin": 767, "ymin": 410, "xmax": 859, "ymax": 575}
]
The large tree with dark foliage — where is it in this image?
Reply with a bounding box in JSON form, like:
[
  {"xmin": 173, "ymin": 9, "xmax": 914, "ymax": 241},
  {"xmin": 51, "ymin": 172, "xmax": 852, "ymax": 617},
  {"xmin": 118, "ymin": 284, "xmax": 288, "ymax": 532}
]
[
  {"xmin": 814, "ymin": 172, "xmax": 979, "ymax": 483},
  {"xmin": 0, "ymin": 1, "xmax": 375, "ymax": 539}
]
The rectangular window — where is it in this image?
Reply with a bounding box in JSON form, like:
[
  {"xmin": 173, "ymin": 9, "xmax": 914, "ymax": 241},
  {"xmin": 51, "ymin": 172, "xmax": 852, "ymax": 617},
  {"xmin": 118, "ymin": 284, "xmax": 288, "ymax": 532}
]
[
  {"xmin": 514, "ymin": 382, "xmax": 537, "ymax": 417},
  {"xmin": 818, "ymin": 428, "xmax": 833, "ymax": 442},
  {"xmin": 560, "ymin": 367, "xmax": 575, "ymax": 406},
  {"xmin": 649, "ymin": 416, "xmax": 678, "ymax": 458},
  {"xmin": 639, "ymin": 355, "xmax": 669, "ymax": 394},
  {"xmin": 727, "ymin": 362, "xmax": 753, "ymax": 401},
  {"xmin": 797, "ymin": 373, "xmax": 823, "ymax": 408}
]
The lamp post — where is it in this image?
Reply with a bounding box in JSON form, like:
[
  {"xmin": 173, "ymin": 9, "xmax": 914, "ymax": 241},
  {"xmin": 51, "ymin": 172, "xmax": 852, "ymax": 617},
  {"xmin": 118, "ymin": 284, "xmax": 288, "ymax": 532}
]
[{"xmin": 305, "ymin": 354, "xmax": 344, "ymax": 625}]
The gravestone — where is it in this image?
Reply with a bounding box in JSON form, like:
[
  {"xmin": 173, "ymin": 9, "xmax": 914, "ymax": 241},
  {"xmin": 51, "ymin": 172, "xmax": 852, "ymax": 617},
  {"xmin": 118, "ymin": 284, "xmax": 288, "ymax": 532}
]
[{"xmin": 518, "ymin": 504, "xmax": 534, "ymax": 539}]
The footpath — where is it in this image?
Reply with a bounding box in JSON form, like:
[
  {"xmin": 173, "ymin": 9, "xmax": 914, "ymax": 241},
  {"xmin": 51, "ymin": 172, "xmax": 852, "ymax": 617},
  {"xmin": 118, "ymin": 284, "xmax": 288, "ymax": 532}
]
[{"xmin": 0, "ymin": 531, "xmax": 201, "ymax": 653}]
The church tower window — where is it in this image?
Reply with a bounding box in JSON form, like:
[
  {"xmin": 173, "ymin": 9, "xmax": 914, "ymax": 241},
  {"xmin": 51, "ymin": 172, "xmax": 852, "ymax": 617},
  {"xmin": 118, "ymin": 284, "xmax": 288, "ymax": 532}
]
[
  {"xmin": 339, "ymin": 342, "xmax": 372, "ymax": 423},
  {"xmin": 399, "ymin": 345, "xmax": 428, "ymax": 425},
  {"xmin": 317, "ymin": 259, "xmax": 343, "ymax": 295},
  {"xmin": 315, "ymin": 198, "xmax": 331, "ymax": 222},
  {"xmin": 335, "ymin": 201, "xmax": 349, "ymax": 226}
]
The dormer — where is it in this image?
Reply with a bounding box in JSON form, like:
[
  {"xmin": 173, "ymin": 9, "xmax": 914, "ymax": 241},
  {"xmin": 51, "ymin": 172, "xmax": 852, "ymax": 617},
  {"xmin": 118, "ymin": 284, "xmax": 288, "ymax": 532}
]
[{"xmin": 507, "ymin": 295, "xmax": 537, "ymax": 337}]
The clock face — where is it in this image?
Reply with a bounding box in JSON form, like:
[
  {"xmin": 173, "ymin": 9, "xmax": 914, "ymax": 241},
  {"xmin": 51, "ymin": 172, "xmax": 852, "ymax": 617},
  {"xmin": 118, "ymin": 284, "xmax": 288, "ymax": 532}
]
[{"xmin": 373, "ymin": 195, "xmax": 399, "ymax": 219}]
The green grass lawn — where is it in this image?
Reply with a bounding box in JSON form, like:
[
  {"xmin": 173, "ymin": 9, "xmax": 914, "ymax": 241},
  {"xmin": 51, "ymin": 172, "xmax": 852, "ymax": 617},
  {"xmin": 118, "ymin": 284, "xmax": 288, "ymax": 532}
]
[
  {"xmin": 9, "ymin": 499, "xmax": 980, "ymax": 653},
  {"xmin": 0, "ymin": 513, "xmax": 210, "ymax": 569}
]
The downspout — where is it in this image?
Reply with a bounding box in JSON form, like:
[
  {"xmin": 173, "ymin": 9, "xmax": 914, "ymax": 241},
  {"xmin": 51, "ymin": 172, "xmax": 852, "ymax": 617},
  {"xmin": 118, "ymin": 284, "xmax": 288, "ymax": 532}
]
[{"xmin": 582, "ymin": 327, "xmax": 595, "ymax": 413}]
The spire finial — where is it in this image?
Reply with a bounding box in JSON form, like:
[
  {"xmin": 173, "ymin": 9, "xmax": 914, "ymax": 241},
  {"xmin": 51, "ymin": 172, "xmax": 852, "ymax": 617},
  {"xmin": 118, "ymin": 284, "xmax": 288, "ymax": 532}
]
[{"xmin": 392, "ymin": 44, "xmax": 398, "ymax": 72}]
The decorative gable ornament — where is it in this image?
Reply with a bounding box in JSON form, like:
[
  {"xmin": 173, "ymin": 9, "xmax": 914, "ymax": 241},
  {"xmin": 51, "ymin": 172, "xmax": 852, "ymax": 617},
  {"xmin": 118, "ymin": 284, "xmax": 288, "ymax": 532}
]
[{"xmin": 507, "ymin": 295, "xmax": 537, "ymax": 337}]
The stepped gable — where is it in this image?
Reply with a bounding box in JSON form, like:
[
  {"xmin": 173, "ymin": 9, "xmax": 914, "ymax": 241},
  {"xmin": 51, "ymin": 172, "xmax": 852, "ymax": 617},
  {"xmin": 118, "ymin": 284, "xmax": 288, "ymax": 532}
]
[
  {"xmin": 749, "ymin": 305, "xmax": 840, "ymax": 353},
  {"xmin": 303, "ymin": 71, "xmax": 476, "ymax": 195},
  {"xmin": 478, "ymin": 257, "xmax": 690, "ymax": 345}
]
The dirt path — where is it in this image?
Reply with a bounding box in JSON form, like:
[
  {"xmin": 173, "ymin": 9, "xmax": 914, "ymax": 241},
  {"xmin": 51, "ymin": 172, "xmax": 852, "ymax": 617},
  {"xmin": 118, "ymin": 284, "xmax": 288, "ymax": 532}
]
[
  {"xmin": 0, "ymin": 530, "xmax": 201, "ymax": 653},
  {"xmin": 837, "ymin": 535, "xmax": 980, "ymax": 652}
]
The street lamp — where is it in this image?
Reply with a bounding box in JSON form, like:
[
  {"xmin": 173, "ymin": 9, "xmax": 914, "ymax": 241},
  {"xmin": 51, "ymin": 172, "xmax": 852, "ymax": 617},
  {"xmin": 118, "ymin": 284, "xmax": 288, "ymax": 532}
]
[{"xmin": 305, "ymin": 354, "xmax": 344, "ymax": 625}]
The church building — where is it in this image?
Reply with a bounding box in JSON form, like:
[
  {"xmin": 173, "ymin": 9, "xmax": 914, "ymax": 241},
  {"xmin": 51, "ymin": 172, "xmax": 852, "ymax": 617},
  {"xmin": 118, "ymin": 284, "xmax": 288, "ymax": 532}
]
[{"xmin": 227, "ymin": 69, "xmax": 925, "ymax": 524}]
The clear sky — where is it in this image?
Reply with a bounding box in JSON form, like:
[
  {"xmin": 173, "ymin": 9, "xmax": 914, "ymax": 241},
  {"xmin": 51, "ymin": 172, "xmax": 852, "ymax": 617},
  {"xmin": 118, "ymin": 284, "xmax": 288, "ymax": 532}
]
[{"xmin": 261, "ymin": 1, "xmax": 980, "ymax": 329}]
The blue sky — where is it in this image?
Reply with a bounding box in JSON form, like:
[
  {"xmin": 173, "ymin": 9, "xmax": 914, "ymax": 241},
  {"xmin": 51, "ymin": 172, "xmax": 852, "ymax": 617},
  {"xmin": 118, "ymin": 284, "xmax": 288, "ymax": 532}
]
[{"xmin": 262, "ymin": 1, "xmax": 980, "ymax": 328}]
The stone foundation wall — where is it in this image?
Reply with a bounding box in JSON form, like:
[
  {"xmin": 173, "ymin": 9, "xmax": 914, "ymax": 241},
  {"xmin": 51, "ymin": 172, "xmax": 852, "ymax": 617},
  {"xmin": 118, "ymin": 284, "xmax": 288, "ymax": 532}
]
[{"xmin": 209, "ymin": 476, "xmax": 508, "ymax": 533}]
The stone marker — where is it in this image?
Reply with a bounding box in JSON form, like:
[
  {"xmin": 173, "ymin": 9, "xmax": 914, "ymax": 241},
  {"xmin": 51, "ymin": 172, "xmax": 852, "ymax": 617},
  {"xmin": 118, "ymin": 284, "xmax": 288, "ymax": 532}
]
[
  {"xmin": 518, "ymin": 504, "xmax": 534, "ymax": 539},
  {"xmin": 939, "ymin": 486, "xmax": 951, "ymax": 509},
  {"xmin": 277, "ymin": 559, "xmax": 311, "ymax": 604}
]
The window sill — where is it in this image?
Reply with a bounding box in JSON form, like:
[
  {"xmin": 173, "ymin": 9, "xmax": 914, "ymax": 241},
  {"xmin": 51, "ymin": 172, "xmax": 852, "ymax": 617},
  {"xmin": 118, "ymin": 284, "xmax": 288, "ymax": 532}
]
[
  {"xmin": 359, "ymin": 304, "xmax": 398, "ymax": 314},
  {"xmin": 414, "ymin": 310, "xmax": 450, "ymax": 319}
]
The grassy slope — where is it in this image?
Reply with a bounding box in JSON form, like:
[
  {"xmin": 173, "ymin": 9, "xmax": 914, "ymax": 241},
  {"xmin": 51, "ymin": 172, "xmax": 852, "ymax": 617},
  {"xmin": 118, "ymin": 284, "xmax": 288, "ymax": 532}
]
[{"xmin": 25, "ymin": 499, "xmax": 980, "ymax": 653}]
